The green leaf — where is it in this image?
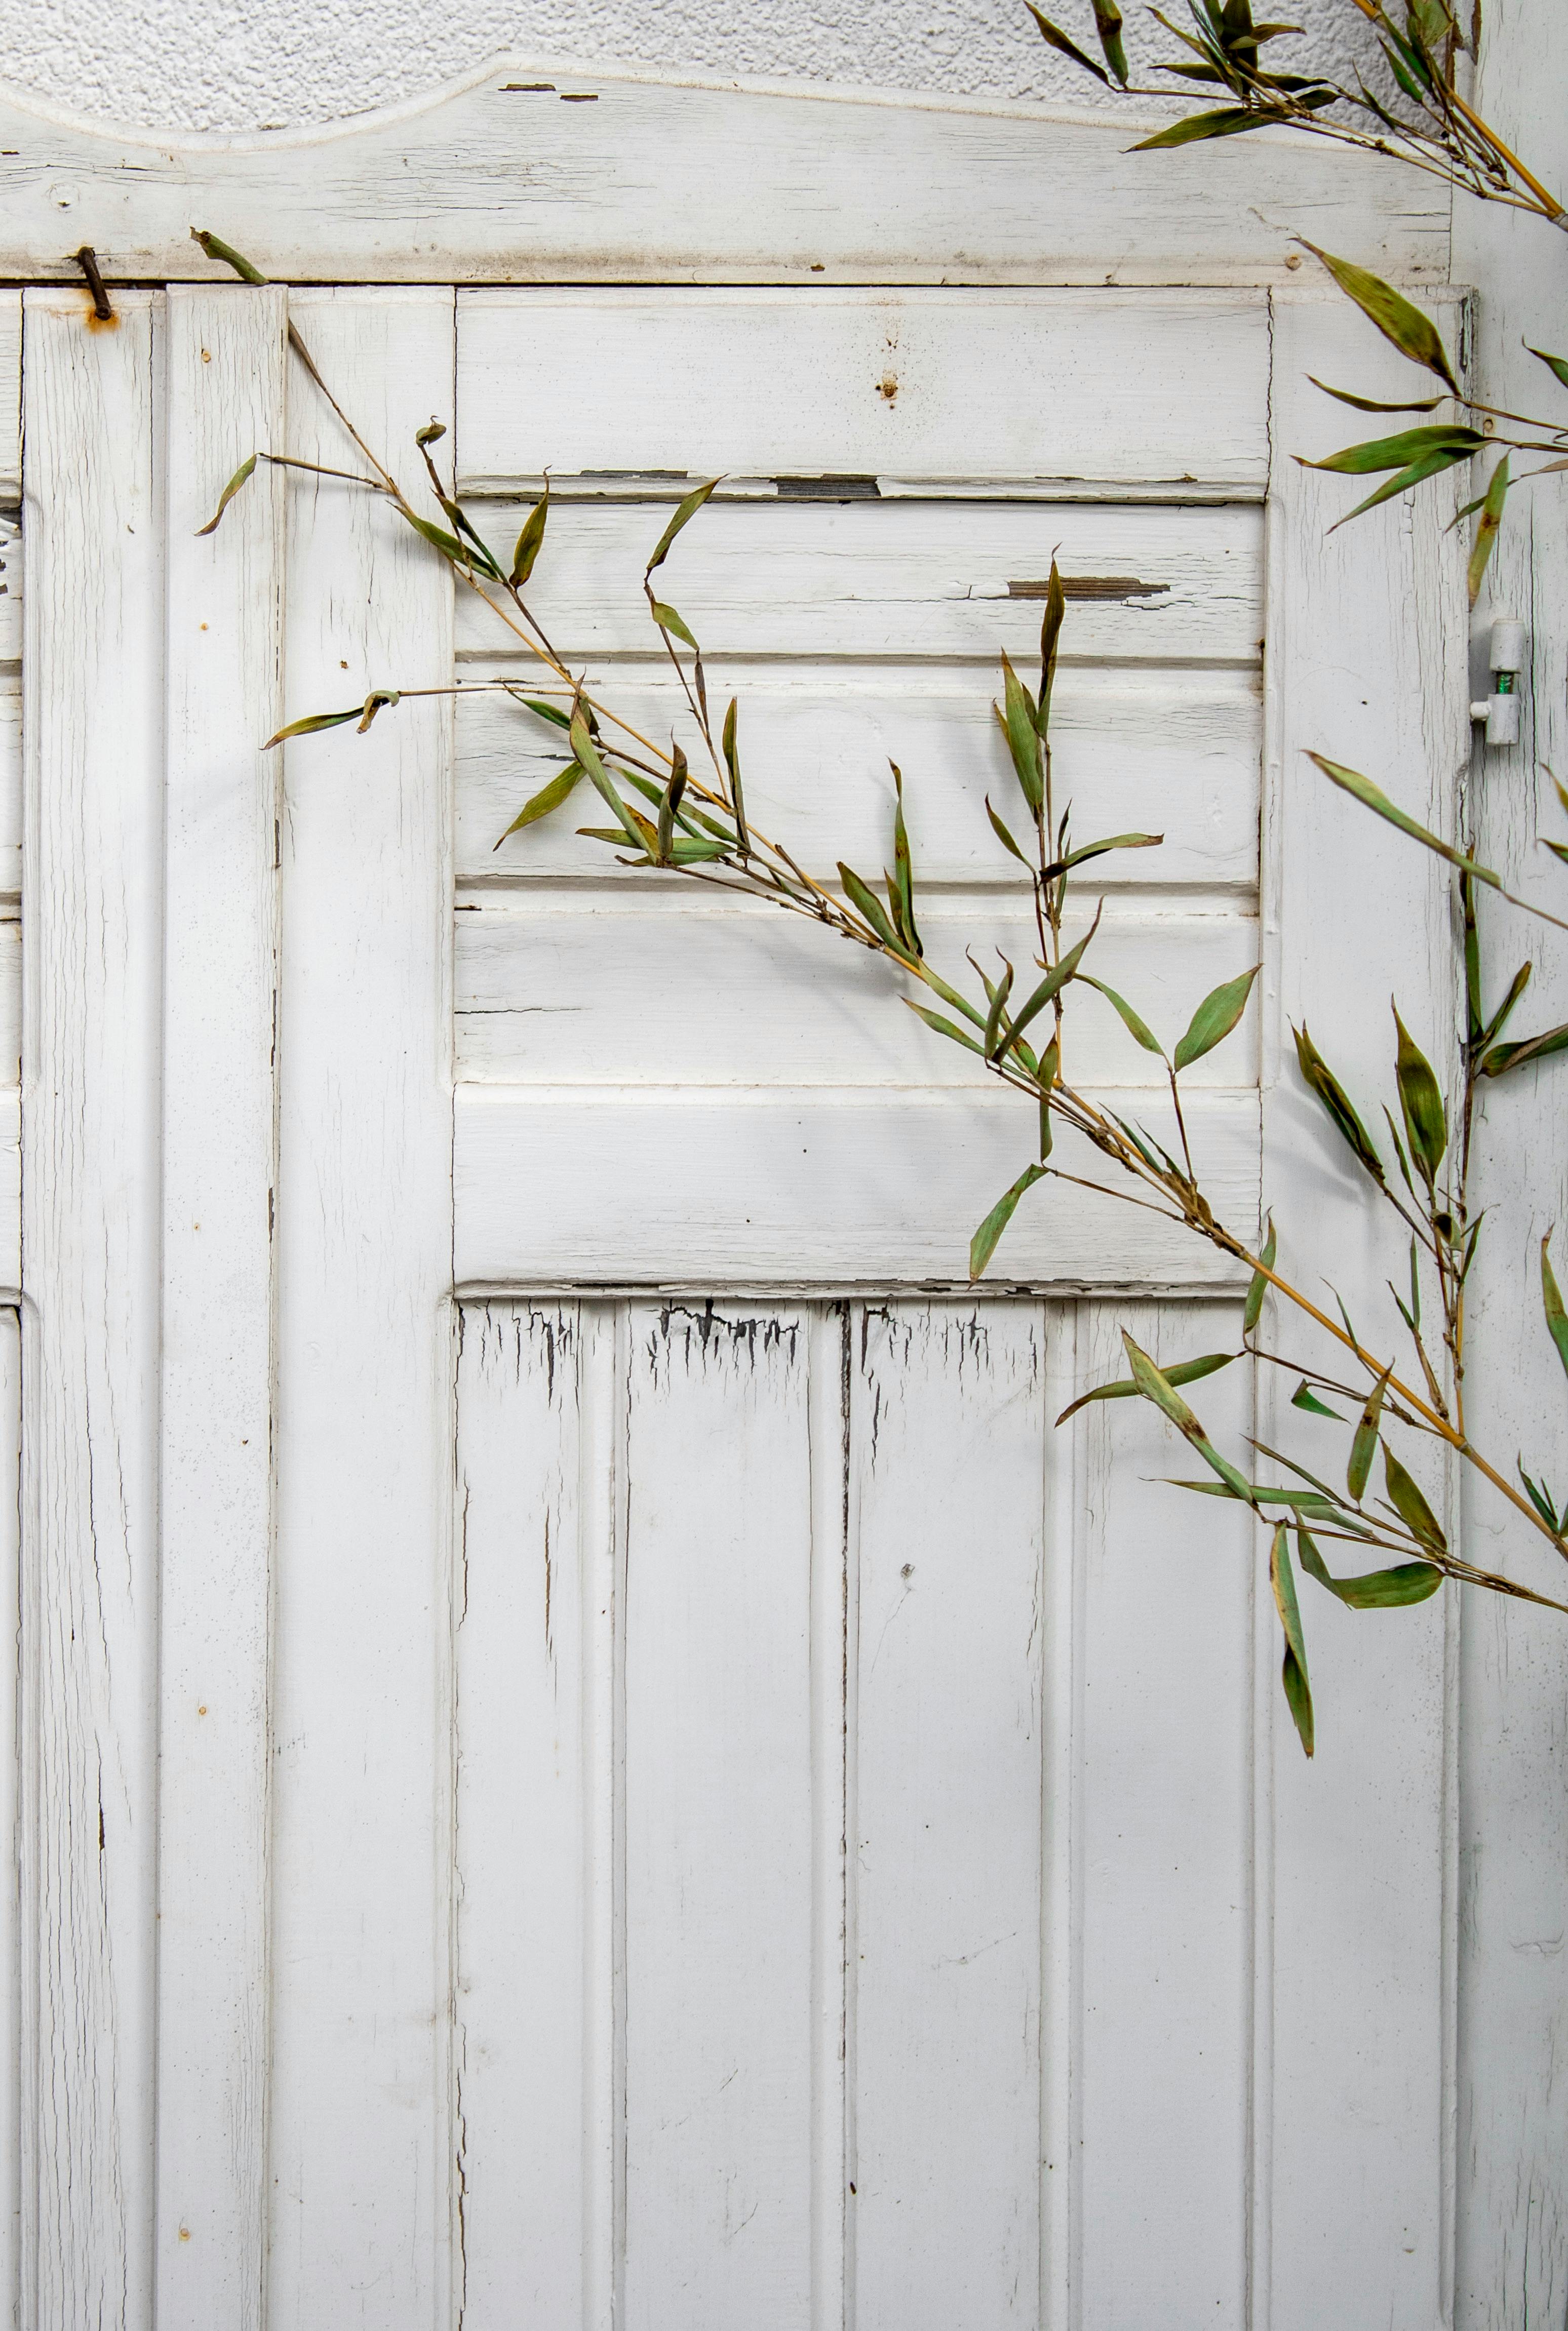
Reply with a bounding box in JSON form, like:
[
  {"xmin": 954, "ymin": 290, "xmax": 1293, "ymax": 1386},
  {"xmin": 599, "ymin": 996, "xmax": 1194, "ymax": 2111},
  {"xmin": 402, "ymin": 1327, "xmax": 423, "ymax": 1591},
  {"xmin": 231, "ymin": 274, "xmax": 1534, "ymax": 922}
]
[
  {"xmin": 645, "ymin": 478, "xmax": 720, "ymax": 575},
  {"xmin": 1478, "ymin": 959, "xmax": 1531, "ymax": 1049},
  {"xmin": 1091, "ymin": 0, "xmax": 1130, "ymax": 82},
  {"xmin": 1327, "ymin": 444, "xmax": 1483, "ymax": 530},
  {"xmin": 493, "ymin": 761, "xmax": 585, "ymax": 844},
  {"xmin": 986, "ymin": 798, "xmax": 1032, "ymax": 866},
  {"xmin": 195, "ymin": 452, "xmax": 258, "ymax": 537},
  {"xmin": 1392, "ymin": 1007, "xmax": 1448, "ymax": 1180},
  {"xmin": 189, "ymin": 226, "xmax": 268, "ymax": 283},
  {"xmin": 1043, "ymin": 832, "xmax": 1163, "ymax": 881},
  {"xmin": 1296, "ymin": 243, "xmax": 1460, "ymax": 391},
  {"xmin": 506, "ymin": 693, "xmax": 571, "ymax": 731},
  {"xmin": 509, "ymin": 480, "xmax": 550, "ymax": 587},
  {"xmin": 722, "ymin": 698, "xmax": 750, "ymax": 853},
  {"xmin": 656, "ymin": 743, "xmax": 689, "ymax": 864},
  {"xmin": 1304, "ymin": 423, "xmax": 1484, "ymax": 477},
  {"xmin": 983, "ymin": 961, "xmax": 1016, "ymax": 1062},
  {"xmin": 970, "ymin": 1161, "xmax": 1048, "ymax": 1279},
  {"xmin": 1307, "ymin": 754, "xmax": 1503, "ymax": 889},
  {"xmin": 1004, "ymin": 911, "xmax": 1105, "ymax": 1048},
  {"xmin": 838, "ymin": 862, "xmax": 906, "ymax": 955},
  {"xmin": 1527, "ymin": 345, "xmax": 1568, "ymax": 393},
  {"xmin": 1382, "ymin": 1444, "xmax": 1447, "ymax": 1551},
  {"xmin": 1243, "ymin": 1212, "xmax": 1277, "ymax": 1335},
  {"xmin": 571, "ymin": 705, "xmax": 649, "ymax": 853},
  {"xmin": 1025, "ymin": 2, "xmax": 1111, "ymax": 81},
  {"xmin": 1292, "ymin": 1022, "xmax": 1385, "ymax": 1182},
  {"xmin": 1270, "ymin": 1524, "xmax": 1315, "ymax": 1758},
  {"xmin": 263, "ymin": 705, "xmax": 361, "ymax": 748},
  {"xmin": 887, "ymin": 762, "xmax": 921, "ymax": 959},
  {"xmin": 1479, "ymin": 1022, "xmax": 1568, "ymax": 1077},
  {"xmin": 1081, "ymin": 976, "xmax": 1163, "ymax": 1056},
  {"xmin": 1347, "ymin": 1363, "xmax": 1391, "ymax": 1502},
  {"xmin": 1173, "ymin": 963, "xmax": 1260, "ymax": 1072},
  {"xmin": 1038, "ymin": 559, "xmax": 1067, "ymax": 727},
  {"xmin": 1055, "ymin": 1349, "xmax": 1235, "ymax": 1427},
  {"xmin": 1132, "ymin": 106, "xmax": 1277, "ymax": 150},
  {"xmin": 1291, "ymin": 1380, "xmax": 1343, "ymax": 1418},
  {"xmin": 998, "ymin": 653, "xmax": 1044, "ymax": 815},
  {"xmin": 415, "ymin": 420, "xmax": 447, "ymax": 448},
  {"xmin": 650, "ymin": 600, "xmax": 700, "ymax": 651},
  {"xmin": 402, "ymin": 508, "xmax": 473, "ymax": 567},
  {"xmin": 1122, "ymin": 1333, "xmax": 1257, "ymax": 1505},
  {"xmin": 1468, "ymin": 454, "xmax": 1510, "ymax": 606},
  {"xmin": 905, "ymin": 1001, "xmax": 983, "ymax": 1055},
  {"xmin": 1330, "ymin": 1562, "xmax": 1443, "ymax": 1608},
  {"xmin": 1541, "ymin": 1233, "xmax": 1568, "ymax": 1390},
  {"xmin": 1308, "ymin": 376, "xmax": 1445, "ymax": 414}
]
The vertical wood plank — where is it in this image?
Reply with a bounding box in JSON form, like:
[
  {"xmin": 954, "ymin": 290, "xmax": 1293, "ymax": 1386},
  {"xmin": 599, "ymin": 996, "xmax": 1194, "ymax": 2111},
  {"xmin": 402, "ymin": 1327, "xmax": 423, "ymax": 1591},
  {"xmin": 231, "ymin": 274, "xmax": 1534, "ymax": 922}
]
[
  {"xmin": 1071, "ymin": 1299, "xmax": 1252, "ymax": 2330},
  {"xmin": 622, "ymin": 1303, "xmax": 816, "ymax": 2331},
  {"xmin": 1262, "ymin": 289, "xmax": 1464, "ymax": 2328},
  {"xmin": 0, "ymin": 1311, "xmax": 21, "ymax": 2327},
  {"xmin": 268, "ymin": 289, "xmax": 455, "ymax": 2328},
  {"xmin": 21, "ymin": 289, "xmax": 164, "ymax": 2331},
  {"xmin": 850, "ymin": 1301, "xmax": 1047, "ymax": 2331},
  {"xmin": 153, "ymin": 282, "xmax": 286, "ymax": 2331},
  {"xmin": 453, "ymin": 1300, "xmax": 620, "ymax": 2329}
]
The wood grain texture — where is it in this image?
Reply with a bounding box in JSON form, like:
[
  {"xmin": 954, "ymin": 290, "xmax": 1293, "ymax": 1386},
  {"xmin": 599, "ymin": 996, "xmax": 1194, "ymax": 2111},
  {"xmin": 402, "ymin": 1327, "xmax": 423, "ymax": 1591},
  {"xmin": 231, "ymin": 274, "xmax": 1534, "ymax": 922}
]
[
  {"xmin": 21, "ymin": 288, "xmax": 163, "ymax": 2331},
  {"xmin": 454, "ymin": 498, "xmax": 1263, "ymax": 665},
  {"xmin": 0, "ymin": 65, "xmax": 1446, "ymax": 288},
  {"xmin": 1449, "ymin": 14, "xmax": 1568, "ymax": 2321},
  {"xmin": 456, "ymin": 289, "xmax": 1270, "ymax": 491},
  {"xmin": 454, "ymin": 1083, "xmax": 1259, "ymax": 1291},
  {"xmin": 1260, "ymin": 290, "xmax": 1466, "ymax": 2329},
  {"xmin": 152, "ymin": 285, "xmax": 286, "ymax": 2331},
  {"xmin": 0, "ymin": 1313, "xmax": 20, "ymax": 2330},
  {"xmin": 462, "ymin": 667, "xmax": 1262, "ymax": 891},
  {"xmin": 267, "ymin": 290, "xmax": 456, "ymax": 2327}
]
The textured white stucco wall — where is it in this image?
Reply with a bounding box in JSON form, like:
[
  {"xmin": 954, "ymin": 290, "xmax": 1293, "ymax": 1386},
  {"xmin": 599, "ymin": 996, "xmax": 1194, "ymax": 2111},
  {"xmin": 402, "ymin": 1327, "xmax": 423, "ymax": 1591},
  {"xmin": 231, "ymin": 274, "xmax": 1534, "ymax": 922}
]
[{"xmin": 8, "ymin": 0, "xmax": 1377, "ymax": 136}]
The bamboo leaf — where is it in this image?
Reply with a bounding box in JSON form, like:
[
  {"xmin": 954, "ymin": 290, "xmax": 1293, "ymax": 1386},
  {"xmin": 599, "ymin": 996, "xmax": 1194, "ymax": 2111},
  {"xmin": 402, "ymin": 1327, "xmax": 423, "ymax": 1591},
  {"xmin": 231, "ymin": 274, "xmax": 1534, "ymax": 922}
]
[
  {"xmin": 983, "ymin": 961, "xmax": 1016, "ymax": 1061},
  {"xmin": 1291, "ymin": 1380, "xmax": 1343, "ymax": 1418},
  {"xmin": 1243, "ymin": 1212, "xmax": 1276, "ymax": 1334},
  {"xmin": 1297, "ymin": 242, "xmax": 1460, "ymax": 390},
  {"xmin": 1541, "ymin": 1233, "xmax": 1568, "ymax": 1390},
  {"xmin": 1025, "ymin": 2, "xmax": 1111, "ymax": 80},
  {"xmin": 356, "ymin": 689, "xmax": 400, "ymax": 734},
  {"xmin": 263, "ymin": 705, "xmax": 361, "ymax": 747},
  {"xmin": 905, "ymin": 1001, "xmax": 983, "ymax": 1055},
  {"xmin": 1082, "ymin": 975, "xmax": 1164, "ymax": 1056},
  {"xmin": 1326, "ymin": 445, "xmax": 1482, "ymax": 529},
  {"xmin": 1308, "ymin": 376, "xmax": 1445, "ymax": 414},
  {"xmin": 1527, "ymin": 346, "xmax": 1568, "ymax": 393},
  {"xmin": 1478, "ymin": 960, "xmax": 1531, "ymax": 1049},
  {"xmin": 645, "ymin": 478, "xmax": 720, "ymax": 574},
  {"xmin": 1132, "ymin": 106, "xmax": 1277, "ymax": 149},
  {"xmin": 1392, "ymin": 1007, "xmax": 1448, "ymax": 1180},
  {"xmin": 1468, "ymin": 454, "xmax": 1510, "ymax": 606},
  {"xmin": 998, "ymin": 653, "xmax": 1044, "ymax": 815},
  {"xmin": 1307, "ymin": 754, "xmax": 1503, "ymax": 888},
  {"xmin": 493, "ymin": 761, "xmax": 585, "ymax": 844},
  {"xmin": 1173, "ymin": 963, "xmax": 1260, "ymax": 1072},
  {"xmin": 1270, "ymin": 1524, "xmax": 1315, "ymax": 1758},
  {"xmin": 838, "ymin": 862, "xmax": 906, "ymax": 955},
  {"xmin": 1043, "ymin": 831, "xmax": 1163, "ymax": 881},
  {"xmin": 656, "ymin": 743, "xmax": 689, "ymax": 864},
  {"xmin": 189, "ymin": 226, "xmax": 268, "ymax": 283},
  {"xmin": 402, "ymin": 508, "xmax": 473, "ymax": 567},
  {"xmin": 1055, "ymin": 1350, "xmax": 1235, "ymax": 1427},
  {"xmin": 1122, "ymin": 1334, "xmax": 1257, "ymax": 1505},
  {"xmin": 986, "ymin": 798, "xmax": 1032, "ymax": 866},
  {"xmin": 1331, "ymin": 1562, "xmax": 1444, "ymax": 1608},
  {"xmin": 1479, "ymin": 1022, "xmax": 1568, "ymax": 1077},
  {"xmin": 1303, "ymin": 423, "xmax": 1484, "ymax": 477},
  {"xmin": 1382, "ymin": 1444, "xmax": 1448, "ymax": 1551},
  {"xmin": 1347, "ymin": 1364, "xmax": 1391, "ymax": 1502},
  {"xmin": 1292, "ymin": 1022, "xmax": 1385, "ymax": 1181},
  {"xmin": 888, "ymin": 762, "xmax": 922, "ymax": 959},
  {"xmin": 722, "ymin": 698, "xmax": 750, "ymax": 853},
  {"xmin": 650, "ymin": 600, "xmax": 700, "ymax": 651},
  {"xmin": 1038, "ymin": 559, "xmax": 1067, "ymax": 727},
  {"xmin": 510, "ymin": 479, "xmax": 551, "ymax": 586},
  {"xmin": 1008, "ymin": 906, "xmax": 1106, "ymax": 1045},
  {"xmin": 970, "ymin": 1161, "xmax": 1048, "ymax": 1279},
  {"xmin": 571, "ymin": 705, "xmax": 649, "ymax": 852},
  {"xmin": 195, "ymin": 452, "xmax": 258, "ymax": 537},
  {"xmin": 1091, "ymin": 0, "xmax": 1130, "ymax": 80}
]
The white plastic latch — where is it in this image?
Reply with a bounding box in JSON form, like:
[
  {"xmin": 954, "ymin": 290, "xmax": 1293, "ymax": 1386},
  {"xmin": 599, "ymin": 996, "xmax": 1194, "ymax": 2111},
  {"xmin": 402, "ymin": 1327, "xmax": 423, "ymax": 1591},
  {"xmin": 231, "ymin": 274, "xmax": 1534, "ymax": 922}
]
[{"xmin": 1471, "ymin": 615, "xmax": 1526, "ymax": 745}]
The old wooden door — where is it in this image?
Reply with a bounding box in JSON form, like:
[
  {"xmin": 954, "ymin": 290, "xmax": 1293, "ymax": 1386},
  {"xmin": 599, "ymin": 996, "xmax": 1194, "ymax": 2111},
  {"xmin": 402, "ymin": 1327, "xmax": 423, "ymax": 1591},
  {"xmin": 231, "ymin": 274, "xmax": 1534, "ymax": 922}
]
[{"xmin": 0, "ymin": 62, "xmax": 1469, "ymax": 2331}]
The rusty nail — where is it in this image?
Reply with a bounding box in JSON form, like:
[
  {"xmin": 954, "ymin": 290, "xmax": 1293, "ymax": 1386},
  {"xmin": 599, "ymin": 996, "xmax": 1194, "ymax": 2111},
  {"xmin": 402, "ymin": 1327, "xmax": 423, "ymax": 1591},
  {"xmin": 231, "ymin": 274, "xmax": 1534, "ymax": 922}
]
[{"xmin": 73, "ymin": 246, "xmax": 113, "ymax": 321}]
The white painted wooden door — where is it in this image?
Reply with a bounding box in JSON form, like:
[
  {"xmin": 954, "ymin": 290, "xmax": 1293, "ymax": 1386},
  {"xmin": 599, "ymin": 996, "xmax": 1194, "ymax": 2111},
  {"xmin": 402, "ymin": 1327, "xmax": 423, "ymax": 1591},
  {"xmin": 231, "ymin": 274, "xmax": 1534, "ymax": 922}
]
[{"xmin": 1, "ymin": 65, "xmax": 1472, "ymax": 2331}]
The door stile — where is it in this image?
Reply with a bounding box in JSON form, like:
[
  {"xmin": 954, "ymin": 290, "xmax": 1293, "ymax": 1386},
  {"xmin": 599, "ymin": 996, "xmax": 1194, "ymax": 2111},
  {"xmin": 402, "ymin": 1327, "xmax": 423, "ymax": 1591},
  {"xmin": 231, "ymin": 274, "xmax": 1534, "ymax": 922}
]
[
  {"xmin": 267, "ymin": 288, "xmax": 457, "ymax": 2326},
  {"xmin": 1261, "ymin": 288, "xmax": 1467, "ymax": 2328},
  {"xmin": 21, "ymin": 288, "xmax": 166, "ymax": 2331},
  {"xmin": 153, "ymin": 283, "xmax": 288, "ymax": 2330}
]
